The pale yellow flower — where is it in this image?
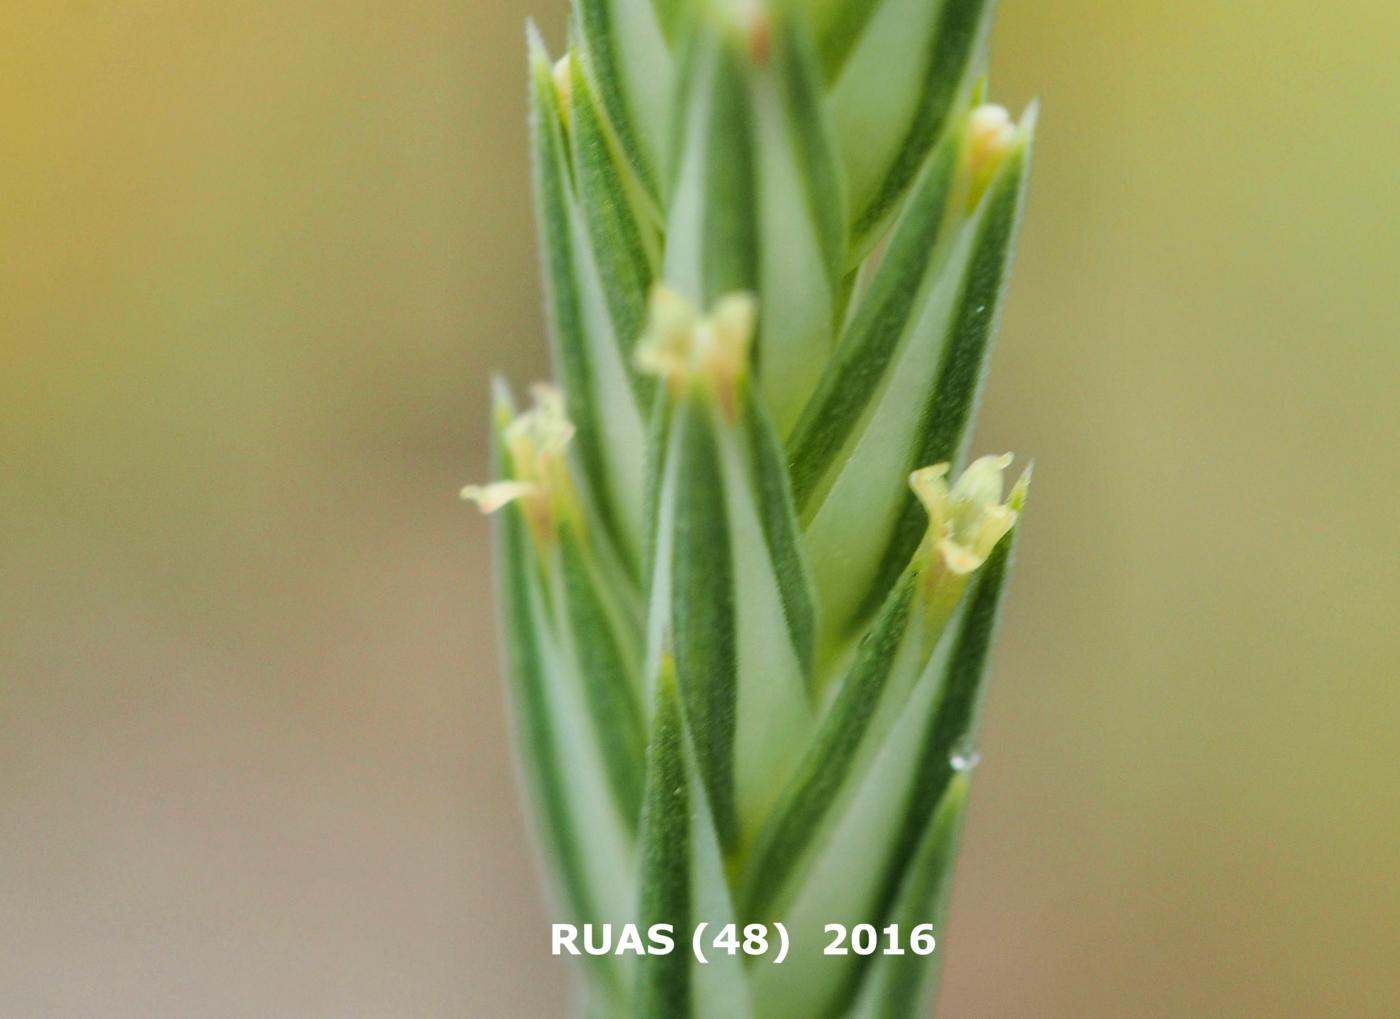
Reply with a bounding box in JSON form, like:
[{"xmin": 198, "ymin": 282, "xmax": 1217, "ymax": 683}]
[{"xmin": 910, "ymin": 453, "xmax": 1018, "ymax": 577}]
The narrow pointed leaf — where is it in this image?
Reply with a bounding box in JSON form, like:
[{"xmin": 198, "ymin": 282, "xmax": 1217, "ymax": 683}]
[
  {"xmin": 748, "ymin": 8, "xmax": 847, "ymax": 431},
  {"xmin": 530, "ymin": 35, "xmax": 648, "ymax": 571},
  {"xmin": 494, "ymin": 461, "xmax": 598, "ymax": 930},
  {"xmin": 489, "ymin": 403, "xmax": 629, "ymax": 1002},
  {"xmin": 745, "ymin": 597, "xmax": 962, "ymax": 1016},
  {"xmin": 667, "ymin": 396, "xmax": 741, "ymax": 848},
  {"xmin": 655, "ymin": 9, "xmax": 847, "ymax": 431},
  {"xmin": 662, "ymin": 388, "xmax": 815, "ymax": 851},
  {"xmin": 530, "ymin": 38, "xmax": 624, "ymax": 547},
  {"xmin": 556, "ymin": 524, "xmax": 647, "ymax": 828},
  {"xmin": 827, "ymin": 506, "xmax": 1025, "ymax": 1015},
  {"xmin": 664, "ymin": 29, "xmax": 758, "ymax": 304},
  {"xmin": 795, "ymin": 120, "xmax": 1033, "ymax": 642},
  {"xmin": 569, "ymin": 56, "xmax": 659, "ymax": 408},
  {"xmin": 635, "ymin": 659, "xmax": 693, "ymax": 1016},
  {"xmin": 788, "ymin": 129, "xmax": 963, "ymax": 513},
  {"xmin": 749, "ymin": 503, "xmax": 1022, "ymax": 1015},
  {"xmin": 829, "ymin": 0, "xmax": 994, "ymax": 253},
  {"xmin": 844, "ymin": 134, "xmax": 1033, "ymax": 624},
  {"xmin": 718, "ymin": 391, "xmax": 818, "ymax": 831},
  {"xmin": 576, "ymin": 0, "xmax": 675, "ymax": 202},
  {"xmin": 848, "ymin": 777, "xmax": 970, "ymax": 1019},
  {"xmin": 742, "ymin": 569, "xmax": 921, "ymax": 920},
  {"xmin": 869, "ymin": 489, "xmax": 1023, "ymax": 932},
  {"xmin": 636, "ymin": 658, "xmax": 755, "ymax": 1018},
  {"xmin": 741, "ymin": 388, "xmax": 817, "ymax": 680}
]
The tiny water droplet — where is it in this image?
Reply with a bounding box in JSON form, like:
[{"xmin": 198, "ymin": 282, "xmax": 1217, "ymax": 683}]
[{"xmin": 949, "ymin": 738, "xmax": 980, "ymax": 773}]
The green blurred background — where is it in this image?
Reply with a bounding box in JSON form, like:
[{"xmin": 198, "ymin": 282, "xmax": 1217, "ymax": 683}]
[{"xmin": 2, "ymin": 0, "xmax": 1397, "ymax": 1014}]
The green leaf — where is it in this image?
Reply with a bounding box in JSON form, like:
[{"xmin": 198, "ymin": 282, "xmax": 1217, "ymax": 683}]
[
  {"xmin": 748, "ymin": 8, "xmax": 848, "ymax": 434},
  {"xmin": 490, "ymin": 394, "xmax": 628, "ymax": 1002},
  {"xmin": 635, "ymin": 658, "xmax": 692, "ymax": 1016},
  {"xmin": 718, "ymin": 392, "xmax": 820, "ymax": 837},
  {"xmin": 529, "ymin": 34, "xmax": 623, "ymax": 548},
  {"xmin": 845, "ymin": 133, "xmax": 1033, "ymax": 625},
  {"xmin": 743, "ymin": 604, "xmax": 957, "ymax": 1015},
  {"xmin": 848, "ymin": 777, "xmax": 970, "ymax": 1018},
  {"xmin": 794, "ymin": 117, "xmax": 1034, "ymax": 645},
  {"xmin": 556, "ymin": 524, "xmax": 647, "ymax": 829},
  {"xmin": 747, "ymin": 500, "xmax": 1022, "ymax": 1015},
  {"xmin": 871, "ymin": 491, "xmax": 1023, "ymax": 922},
  {"xmin": 654, "ymin": 10, "xmax": 847, "ymax": 433},
  {"xmin": 494, "ymin": 443, "xmax": 596, "ymax": 929},
  {"xmin": 667, "ymin": 396, "xmax": 741, "ymax": 849},
  {"xmin": 834, "ymin": 506, "xmax": 1024, "ymax": 1016},
  {"xmin": 635, "ymin": 657, "xmax": 755, "ymax": 1018},
  {"xmin": 788, "ymin": 129, "xmax": 963, "ymax": 514},
  {"xmin": 741, "ymin": 569, "xmax": 920, "ymax": 921},
  {"xmin": 829, "ymin": 0, "xmax": 995, "ymax": 253},
  {"xmin": 741, "ymin": 387, "xmax": 817, "ymax": 681},
  {"xmin": 576, "ymin": 0, "xmax": 675, "ymax": 203},
  {"xmin": 809, "ymin": 0, "xmax": 884, "ymax": 82},
  {"xmin": 530, "ymin": 31, "xmax": 648, "ymax": 574},
  {"xmin": 664, "ymin": 28, "xmax": 758, "ymax": 305},
  {"xmin": 568, "ymin": 56, "xmax": 659, "ymax": 409},
  {"xmin": 659, "ymin": 387, "xmax": 815, "ymax": 853}
]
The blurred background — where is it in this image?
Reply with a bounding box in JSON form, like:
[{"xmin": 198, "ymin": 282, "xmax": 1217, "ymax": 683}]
[{"xmin": 2, "ymin": 0, "xmax": 1397, "ymax": 1015}]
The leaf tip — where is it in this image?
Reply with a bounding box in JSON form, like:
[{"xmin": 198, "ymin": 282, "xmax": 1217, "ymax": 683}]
[
  {"xmin": 1008, "ymin": 460, "xmax": 1034, "ymax": 513},
  {"xmin": 635, "ymin": 285, "xmax": 757, "ymax": 420},
  {"xmin": 524, "ymin": 17, "xmax": 548, "ymax": 58},
  {"xmin": 1018, "ymin": 98, "xmax": 1042, "ymax": 140},
  {"xmin": 489, "ymin": 373, "xmax": 516, "ymax": 428}
]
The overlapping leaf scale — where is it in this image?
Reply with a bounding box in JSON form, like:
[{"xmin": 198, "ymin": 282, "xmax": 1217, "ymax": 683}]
[
  {"xmin": 567, "ymin": 56, "xmax": 660, "ymax": 409},
  {"xmin": 790, "ymin": 112, "xmax": 1035, "ymax": 650},
  {"xmin": 553, "ymin": 523, "xmax": 648, "ymax": 827},
  {"xmin": 845, "ymin": 482, "xmax": 1026, "ymax": 1017},
  {"xmin": 635, "ymin": 657, "xmax": 754, "ymax": 1018},
  {"xmin": 646, "ymin": 382, "xmax": 816, "ymax": 856},
  {"xmin": 847, "ymin": 777, "xmax": 968, "ymax": 1019},
  {"xmin": 745, "ymin": 494, "xmax": 1025, "ymax": 1018},
  {"xmin": 740, "ymin": 567, "xmax": 924, "ymax": 923},
  {"xmin": 663, "ymin": 8, "xmax": 847, "ymax": 435},
  {"xmin": 575, "ymin": 0, "xmax": 677, "ymax": 204},
  {"xmin": 506, "ymin": 3, "xmax": 1038, "ymax": 1016},
  {"xmin": 486, "ymin": 394, "xmax": 639, "ymax": 1004},
  {"xmin": 529, "ymin": 32, "xmax": 653, "ymax": 574},
  {"xmin": 825, "ymin": 0, "xmax": 996, "ymax": 255},
  {"xmin": 747, "ymin": 9, "xmax": 847, "ymax": 433},
  {"xmin": 663, "ymin": 22, "xmax": 759, "ymax": 304}
]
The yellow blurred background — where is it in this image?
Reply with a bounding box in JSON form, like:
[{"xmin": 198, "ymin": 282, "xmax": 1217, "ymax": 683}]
[{"xmin": 2, "ymin": 0, "xmax": 1396, "ymax": 1014}]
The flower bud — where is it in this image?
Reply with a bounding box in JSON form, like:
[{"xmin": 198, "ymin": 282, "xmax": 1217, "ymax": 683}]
[
  {"xmin": 635, "ymin": 285, "xmax": 758, "ymax": 420},
  {"xmin": 462, "ymin": 383, "xmax": 580, "ymax": 542},
  {"xmin": 966, "ymin": 104, "xmax": 1018, "ymax": 208},
  {"xmin": 908, "ymin": 453, "xmax": 1019, "ymax": 632}
]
